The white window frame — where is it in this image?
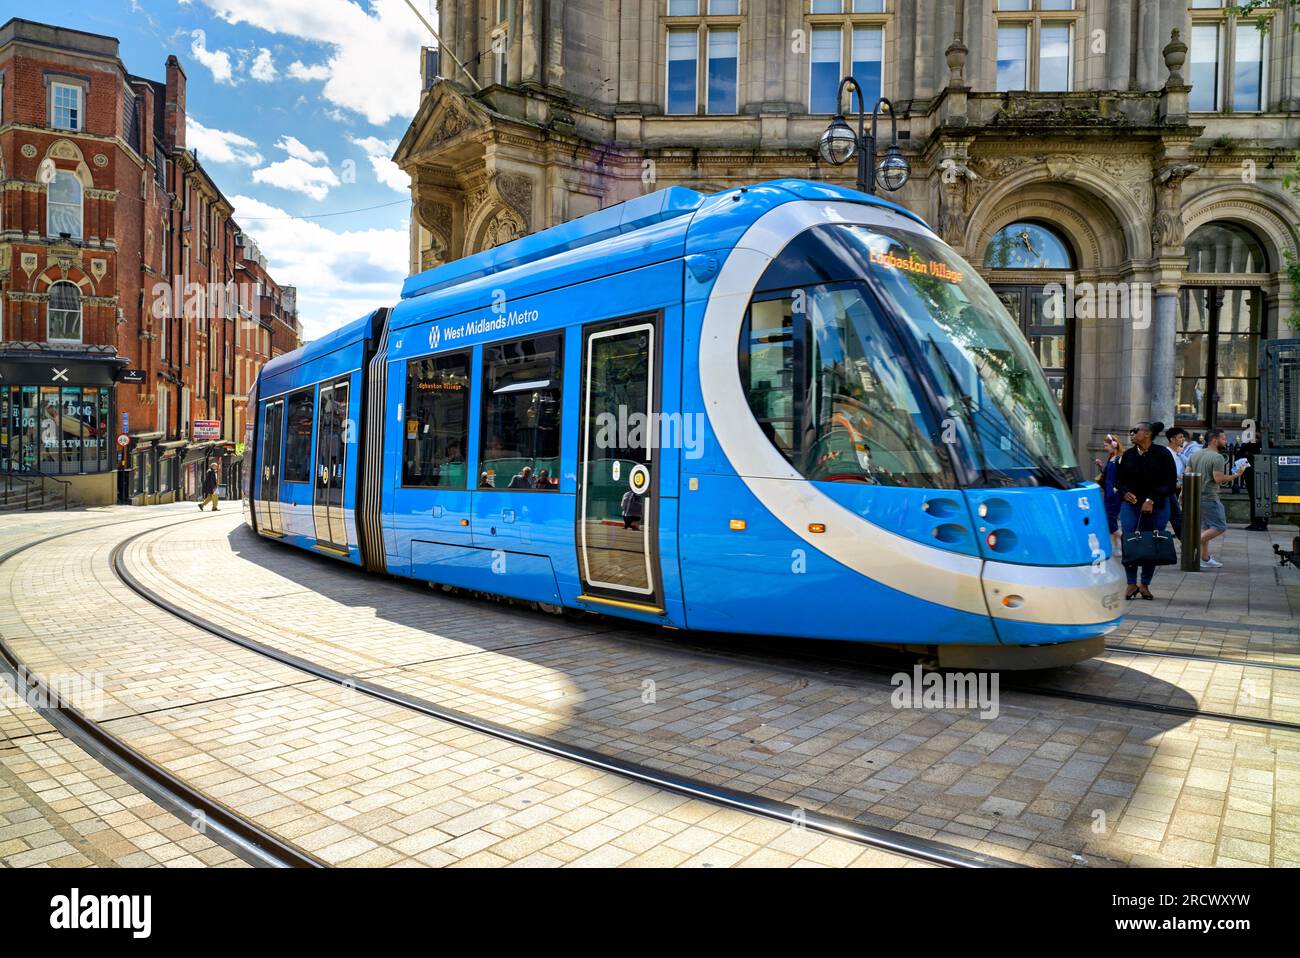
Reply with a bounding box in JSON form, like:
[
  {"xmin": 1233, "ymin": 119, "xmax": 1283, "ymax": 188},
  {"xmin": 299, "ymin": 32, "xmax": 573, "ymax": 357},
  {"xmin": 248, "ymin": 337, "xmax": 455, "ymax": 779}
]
[
  {"xmin": 46, "ymin": 170, "xmax": 83, "ymax": 240},
  {"xmin": 46, "ymin": 281, "xmax": 83, "ymax": 345},
  {"xmin": 50, "ymin": 81, "xmax": 83, "ymax": 131}
]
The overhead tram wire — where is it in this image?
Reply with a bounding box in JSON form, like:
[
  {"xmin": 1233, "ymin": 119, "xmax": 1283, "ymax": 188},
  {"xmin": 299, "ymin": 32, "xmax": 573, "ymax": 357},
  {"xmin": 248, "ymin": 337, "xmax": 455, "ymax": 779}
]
[
  {"xmin": 402, "ymin": 0, "xmax": 483, "ymax": 92},
  {"xmin": 236, "ymin": 199, "xmax": 410, "ymax": 222}
]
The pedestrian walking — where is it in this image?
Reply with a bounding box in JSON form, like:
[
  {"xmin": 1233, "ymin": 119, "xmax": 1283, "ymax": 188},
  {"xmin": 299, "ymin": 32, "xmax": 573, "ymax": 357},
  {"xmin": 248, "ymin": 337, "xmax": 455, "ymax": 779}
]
[
  {"xmin": 1186, "ymin": 428, "xmax": 1248, "ymax": 568},
  {"xmin": 1093, "ymin": 433, "xmax": 1124, "ymax": 553},
  {"xmin": 198, "ymin": 461, "xmax": 221, "ymax": 511},
  {"xmin": 1164, "ymin": 426, "xmax": 1198, "ymax": 538},
  {"xmin": 1116, "ymin": 420, "xmax": 1177, "ymax": 600}
]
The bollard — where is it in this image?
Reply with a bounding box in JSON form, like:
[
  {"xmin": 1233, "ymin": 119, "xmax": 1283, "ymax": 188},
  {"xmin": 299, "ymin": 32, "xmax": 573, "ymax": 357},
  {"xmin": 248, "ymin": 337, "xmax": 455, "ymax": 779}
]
[{"xmin": 1181, "ymin": 471, "xmax": 1202, "ymax": 571}]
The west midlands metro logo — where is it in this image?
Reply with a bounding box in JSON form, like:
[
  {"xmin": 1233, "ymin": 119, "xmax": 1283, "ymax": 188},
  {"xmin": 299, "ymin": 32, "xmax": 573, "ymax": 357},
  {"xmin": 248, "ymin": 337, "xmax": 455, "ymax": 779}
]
[{"xmin": 428, "ymin": 325, "xmax": 440, "ymax": 350}]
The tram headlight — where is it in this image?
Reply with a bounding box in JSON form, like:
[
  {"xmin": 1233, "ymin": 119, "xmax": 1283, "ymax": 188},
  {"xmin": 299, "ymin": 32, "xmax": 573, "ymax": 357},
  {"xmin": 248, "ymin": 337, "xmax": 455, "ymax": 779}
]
[
  {"xmin": 818, "ymin": 116, "xmax": 858, "ymax": 166},
  {"xmin": 876, "ymin": 145, "xmax": 911, "ymax": 192}
]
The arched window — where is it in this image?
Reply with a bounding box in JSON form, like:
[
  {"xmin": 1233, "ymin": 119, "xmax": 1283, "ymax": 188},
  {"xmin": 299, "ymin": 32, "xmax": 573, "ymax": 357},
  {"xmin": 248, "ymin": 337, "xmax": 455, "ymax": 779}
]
[
  {"xmin": 47, "ymin": 281, "xmax": 82, "ymax": 344},
  {"xmin": 46, "ymin": 171, "xmax": 83, "ymax": 240},
  {"xmin": 1184, "ymin": 221, "xmax": 1268, "ymax": 273},
  {"xmin": 983, "ymin": 221, "xmax": 1075, "ymax": 269},
  {"xmin": 1177, "ymin": 221, "xmax": 1268, "ymax": 428},
  {"xmin": 982, "ymin": 221, "xmax": 1076, "ymax": 421}
]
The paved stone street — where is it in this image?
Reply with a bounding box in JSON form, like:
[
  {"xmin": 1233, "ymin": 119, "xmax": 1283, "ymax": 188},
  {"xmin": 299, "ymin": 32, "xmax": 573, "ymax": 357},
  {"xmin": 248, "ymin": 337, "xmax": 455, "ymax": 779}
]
[{"xmin": 1, "ymin": 505, "xmax": 1297, "ymax": 868}]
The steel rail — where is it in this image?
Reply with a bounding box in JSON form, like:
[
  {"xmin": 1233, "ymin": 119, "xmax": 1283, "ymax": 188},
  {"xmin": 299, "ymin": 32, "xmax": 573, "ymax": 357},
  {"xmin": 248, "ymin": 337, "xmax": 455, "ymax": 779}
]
[
  {"xmin": 0, "ymin": 513, "xmax": 324, "ymax": 869},
  {"xmin": 112, "ymin": 523, "xmax": 1020, "ymax": 869}
]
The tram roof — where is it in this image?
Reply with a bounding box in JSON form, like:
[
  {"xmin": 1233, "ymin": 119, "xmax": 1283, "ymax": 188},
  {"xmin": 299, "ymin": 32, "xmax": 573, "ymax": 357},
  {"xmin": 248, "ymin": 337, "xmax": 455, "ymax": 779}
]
[
  {"xmin": 399, "ymin": 179, "xmax": 924, "ymax": 305},
  {"xmin": 260, "ymin": 180, "xmax": 928, "ymax": 382},
  {"xmin": 258, "ymin": 307, "xmax": 384, "ymax": 385}
]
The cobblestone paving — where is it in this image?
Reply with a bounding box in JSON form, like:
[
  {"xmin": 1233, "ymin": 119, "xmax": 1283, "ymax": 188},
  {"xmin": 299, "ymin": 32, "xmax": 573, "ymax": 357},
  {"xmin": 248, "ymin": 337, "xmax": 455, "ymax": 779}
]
[
  {"xmin": 0, "ymin": 509, "xmax": 917, "ymax": 868},
  {"xmin": 0, "ymin": 506, "xmax": 245, "ymax": 868},
  {"xmin": 123, "ymin": 514, "xmax": 1300, "ymax": 868}
]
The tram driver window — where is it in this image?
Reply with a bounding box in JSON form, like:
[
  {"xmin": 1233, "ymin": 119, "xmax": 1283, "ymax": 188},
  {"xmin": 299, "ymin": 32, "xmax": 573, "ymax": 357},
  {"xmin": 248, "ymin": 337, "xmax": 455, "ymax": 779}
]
[
  {"xmin": 479, "ymin": 333, "xmax": 563, "ymax": 490},
  {"xmin": 403, "ymin": 352, "xmax": 470, "ymax": 488},
  {"xmin": 283, "ymin": 389, "xmax": 315, "ymax": 482},
  {"xmin": 740, "ymin": 284, "xmax": 955, "ymax": 488}
]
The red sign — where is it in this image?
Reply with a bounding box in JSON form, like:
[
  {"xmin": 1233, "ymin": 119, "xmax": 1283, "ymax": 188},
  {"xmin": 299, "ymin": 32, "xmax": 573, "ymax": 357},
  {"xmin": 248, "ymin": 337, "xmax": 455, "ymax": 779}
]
[
  {"xmin": 116, "ymin": 434, "xmax": 130, "ymax": 448},
  {"xmin": 192, "ymin": 419, "xmax": 221, "ymax": 441}
]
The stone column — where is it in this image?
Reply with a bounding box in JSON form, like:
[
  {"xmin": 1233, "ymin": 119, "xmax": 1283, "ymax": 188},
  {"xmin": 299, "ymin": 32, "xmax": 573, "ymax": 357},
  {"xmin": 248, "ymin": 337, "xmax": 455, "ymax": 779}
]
[
  {"xmin": 1150, "ymin": 287, "xmax": 1178, "ymax": 428},
  {"xmin": 519, "ymin": 0, "xmax": 541, "ymax": 89}
]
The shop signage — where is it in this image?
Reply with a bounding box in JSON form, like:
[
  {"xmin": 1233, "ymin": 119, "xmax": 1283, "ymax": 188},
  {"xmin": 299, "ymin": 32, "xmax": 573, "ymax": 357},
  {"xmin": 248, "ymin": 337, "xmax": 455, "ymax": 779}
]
[{"xmin": 119, "ymin": 369, "xmax": 146, "ymax": 384}]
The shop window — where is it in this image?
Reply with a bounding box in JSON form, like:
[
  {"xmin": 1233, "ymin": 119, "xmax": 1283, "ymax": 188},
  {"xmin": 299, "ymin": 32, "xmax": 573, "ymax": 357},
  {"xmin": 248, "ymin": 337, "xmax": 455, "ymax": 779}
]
[{"xmin": 3, "ymin": 384, "xmax": 111, "ymax": 475}]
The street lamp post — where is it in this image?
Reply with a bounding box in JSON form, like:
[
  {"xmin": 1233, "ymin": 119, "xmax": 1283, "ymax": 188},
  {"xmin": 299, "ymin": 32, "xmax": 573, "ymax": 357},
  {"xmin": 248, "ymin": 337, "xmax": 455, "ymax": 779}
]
[{"xmin": 817, "ymin": 77, "xmax": 910, "ymax": 195}]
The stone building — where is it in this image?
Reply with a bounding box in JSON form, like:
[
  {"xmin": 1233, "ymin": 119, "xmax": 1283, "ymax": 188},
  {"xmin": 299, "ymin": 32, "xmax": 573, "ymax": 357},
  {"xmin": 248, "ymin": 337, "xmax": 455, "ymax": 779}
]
[
  {"xmin": 395, "ymin": 0, "xmax": 1300, "ymax": 464},
  {"xmin": 0, "ymin": 18, "xmax": 293, "ymax": 505}
]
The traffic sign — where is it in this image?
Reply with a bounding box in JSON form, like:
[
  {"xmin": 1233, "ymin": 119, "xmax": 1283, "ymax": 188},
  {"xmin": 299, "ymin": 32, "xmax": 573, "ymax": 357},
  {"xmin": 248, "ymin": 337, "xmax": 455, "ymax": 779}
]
[{"xmin": 116, "ymin": 434, "xmax": 130, "ymax": 448}]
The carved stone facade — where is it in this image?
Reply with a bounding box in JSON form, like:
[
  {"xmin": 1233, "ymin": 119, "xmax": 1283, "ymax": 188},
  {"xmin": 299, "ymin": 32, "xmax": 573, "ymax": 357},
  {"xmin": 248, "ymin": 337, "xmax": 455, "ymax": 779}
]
[{"xmin": 397, "ymin": 0, "xmax": 1300, "ymax": 461}]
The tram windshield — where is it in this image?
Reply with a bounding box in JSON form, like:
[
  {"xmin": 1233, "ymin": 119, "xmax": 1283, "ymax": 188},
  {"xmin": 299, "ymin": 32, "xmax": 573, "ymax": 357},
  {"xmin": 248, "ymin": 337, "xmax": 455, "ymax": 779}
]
[
  {"xmin": 742, "ymin": 222, "xmax": 1080, "ymax": 489},
  {"xmin": 847, "ymin": 224, "xmax": 1080, "ymax": 487}
]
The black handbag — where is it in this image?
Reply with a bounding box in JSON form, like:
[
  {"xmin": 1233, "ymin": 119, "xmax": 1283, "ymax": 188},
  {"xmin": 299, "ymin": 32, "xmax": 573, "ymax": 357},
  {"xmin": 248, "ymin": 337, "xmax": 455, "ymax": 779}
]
[{"xmin": 1121, "ymin": 509, "xmax": 1178, "ymax": 566}]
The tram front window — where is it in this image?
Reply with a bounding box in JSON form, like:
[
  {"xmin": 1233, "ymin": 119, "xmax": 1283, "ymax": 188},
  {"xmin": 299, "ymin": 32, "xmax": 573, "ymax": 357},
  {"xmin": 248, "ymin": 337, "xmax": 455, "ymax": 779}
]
[
  {"xmin": 844, "ymin": 225, "xmax": 1079, "ymax": 487},
  {"xmin": 741, "ymin": 282, "xmax": 956, "ymax": 487}
]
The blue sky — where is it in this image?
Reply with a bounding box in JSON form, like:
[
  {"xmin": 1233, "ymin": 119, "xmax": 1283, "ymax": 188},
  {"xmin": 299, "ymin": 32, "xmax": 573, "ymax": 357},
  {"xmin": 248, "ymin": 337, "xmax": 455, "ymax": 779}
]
[{"xmin": 72, "ymin": 0, "xmax": 439, "ymax": 340}]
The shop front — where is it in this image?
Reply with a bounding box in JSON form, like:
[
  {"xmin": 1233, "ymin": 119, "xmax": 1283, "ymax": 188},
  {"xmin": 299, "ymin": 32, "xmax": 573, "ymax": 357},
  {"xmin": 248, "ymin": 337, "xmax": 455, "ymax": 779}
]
[{"xmin": 0, "ymin": 348, "xmax": 126, "ymax": 506}]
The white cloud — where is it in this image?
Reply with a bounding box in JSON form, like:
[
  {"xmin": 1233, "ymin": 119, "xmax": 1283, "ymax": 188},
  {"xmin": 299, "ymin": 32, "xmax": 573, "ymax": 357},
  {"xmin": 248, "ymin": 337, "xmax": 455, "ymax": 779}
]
[
  {"xmin": 275, "ymin": 135, "xmax": 329, "ymax": 165},
  {"xmin": 231, "ymin": 194, "xmax": 408, "ymax": 341},
  {"xmin": 350, "ymin": 136, "xmax": 409, "ymax": 193},
  {"xmin": 189, "ymin": 29, "xmax": 235, "ymax": 85},
  {"xmin": 195, "ymin": 0, "xmax": 426, "ymax": 124},
  {"xmin": 186, "ymin": 116, "xmax": 263, "ymax": 165},
  {"xmin": 287, "ymin": 61, "xmax": 331, "ymax": 82},
  {"xmin": 252, "ymin": 158, "xmax": 340, "ymax": 202},
  {"xmin": 250, "ymin": 47, "xmax": 277, "ymax": 81}
]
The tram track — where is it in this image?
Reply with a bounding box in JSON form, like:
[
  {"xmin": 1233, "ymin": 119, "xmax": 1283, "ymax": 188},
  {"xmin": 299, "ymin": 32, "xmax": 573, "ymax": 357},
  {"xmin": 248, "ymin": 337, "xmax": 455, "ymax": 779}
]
[
  {"xmin": 110, "ymin": 521, "xmax": 1018, "ymax": 869},
  {"xmin": 0, "ymin": 512, "xmax": 324, "ymax": 869}
]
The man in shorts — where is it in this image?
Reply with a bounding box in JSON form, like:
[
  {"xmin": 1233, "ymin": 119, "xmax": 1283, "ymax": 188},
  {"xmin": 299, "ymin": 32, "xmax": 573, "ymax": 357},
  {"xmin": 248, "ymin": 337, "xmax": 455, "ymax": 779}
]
[{"xmin": 1186, "ymin": 428, "xmax": 1247, "ymax": 569}]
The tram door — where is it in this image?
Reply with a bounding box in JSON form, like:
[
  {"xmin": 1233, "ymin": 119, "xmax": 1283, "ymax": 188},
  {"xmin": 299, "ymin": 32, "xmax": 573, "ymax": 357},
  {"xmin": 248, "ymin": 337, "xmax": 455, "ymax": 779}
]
[
  {"xmin": 577, "ymin": 318, "xmax": 660, "ymax": 607},
  {"xmin": 312, "ymin": 378, "xmax": 350, "ymax": 550},
  {"xmin": 260, "ymin": 399, "xmax": 284, "ymax": 535}
]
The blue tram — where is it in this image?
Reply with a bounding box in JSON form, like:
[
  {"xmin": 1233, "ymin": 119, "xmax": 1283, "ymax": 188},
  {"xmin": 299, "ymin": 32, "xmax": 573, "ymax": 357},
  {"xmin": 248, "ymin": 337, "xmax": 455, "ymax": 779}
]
[{"xmin": 243, "ymin": 179, "xmax": 1125, "ymax": 669}]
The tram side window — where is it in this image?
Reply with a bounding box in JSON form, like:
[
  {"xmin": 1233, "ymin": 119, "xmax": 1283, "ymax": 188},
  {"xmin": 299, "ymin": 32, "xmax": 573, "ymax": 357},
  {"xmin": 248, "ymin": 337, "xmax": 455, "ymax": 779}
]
[
  {"xmin": 740, "ymin": 284, "xmax": 955, "ymax": 488},
  {"xmin": 403, "ymin": 352, "xmax": 470, "ymax": 487},
  {"xmin": 479, "ymin": 333, "xmax": 563, "ymax": 490},
  {"xmin": 283, "ymin": 389, "xmax": 315, "ymax": 482}
]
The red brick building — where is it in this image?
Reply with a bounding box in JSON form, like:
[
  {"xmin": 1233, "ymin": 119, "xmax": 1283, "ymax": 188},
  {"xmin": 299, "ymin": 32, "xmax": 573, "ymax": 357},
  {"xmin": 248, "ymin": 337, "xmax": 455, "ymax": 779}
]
[{"xmin": 0, "ymin": 18, "xmax": 296, "ymax": 505}]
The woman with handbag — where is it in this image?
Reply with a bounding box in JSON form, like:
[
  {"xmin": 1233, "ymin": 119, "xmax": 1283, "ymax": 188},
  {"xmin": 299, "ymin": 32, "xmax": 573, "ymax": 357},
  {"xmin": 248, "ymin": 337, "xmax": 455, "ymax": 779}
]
[{"xmin": 1115, "ymin": 420, "xmax": 1178, "ymax": 600}]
